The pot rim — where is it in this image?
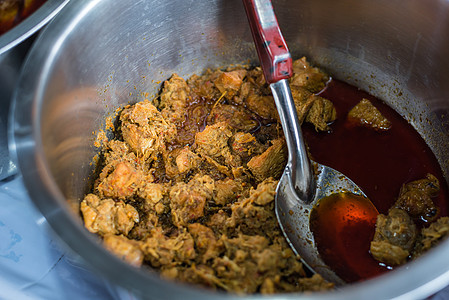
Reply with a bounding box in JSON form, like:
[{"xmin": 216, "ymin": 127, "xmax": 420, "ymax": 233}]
[{"xmin": 11, "ymin": 0, "xmax": 449, "ymax": 299}]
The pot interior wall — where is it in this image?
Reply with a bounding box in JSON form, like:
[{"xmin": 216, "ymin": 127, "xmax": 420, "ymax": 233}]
[{"xmin": 35, "ymin": 0, "xmax": 449, "ymax": 289}]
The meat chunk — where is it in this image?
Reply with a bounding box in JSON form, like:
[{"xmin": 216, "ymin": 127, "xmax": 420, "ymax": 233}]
[
  {"xmin": 164, "ymin": 146, "xmax": 201, "ymax": 178},
  {"xmin": 347, "ymin": 98, "xmax": 391, "ymax": 131},
  {"xmin": 413, "ymin": 217, "xmax": 449, "ymax": 257},
  {"xmin": 245, "ymin": 91, "xmax": 279, "ymax": 121},
  {"xmin": 103, "ymin": 234, "xmax": 143, "ymax": 267},
  {"xmin": 370, "ymin": 208, "xmax": 417, "ymax": 265},
  {"xmin": 290, "ymin": 86, "xmax": 336, "ymax": 131},
  {"xmin": 394, "ymin": 174, "xmax": 440, "ymax": 222},
  {"xmin": 230, "ymin": 132, "xmax": 265, "ymax": 162},
  {"xmin": 137, "ymin": 182, "xmax": 167, "ymax": 214},
  {"xmin": 169, "ymin": 175, "xmax": 215, "ymax": 227},
  {"xmin": 290, "ymin": 57, "xmax": 329, "ymax": 93},
  {"xmin": 305, "ymin": 95, "xmax": 337, "ymax": 131},
  {"xmin": 210, "ymin": 233, "xmax": 308, "ymax": 294},
  {"xmin": 140, "ymin": 227, "xmax": 196, "ymax": 267},
  {"xmin": 207, "ymin": 104, "xmax": 259, "ymax": 132},
  {"xmin": 247, "ymin": 139, "xmax": 287, "ymax": 182},
  {"xmin": 213, "ymin": 178, "xmax": 246, "ymax": 206},
  {"xmin": 81, "ymin": 194, "xmax": 139, "ymax": 236},
  {"xmin": 195, "ymin": 122, "xmax": 241, "ymax": 169},
  {"xmin": 96, "ymin": 162, "xmax": 142, "ymax": 199},
  {"xmin": 214, "ymin": 70, "xmax": 247, "ymax": 98},
  {"xmin": 120, "ymin": 100, "xmax": 177, "ymax": 160},
  {"xmin": 226, "ymin": 178, "xmax": 279, "ymax": 237},
  {"xmin": 188, "ymin": 223, "xmax": 223, "ymax": 263},
  {"xmin": 158, "ymin": 74, "xmax": 191, "ymax": 124}
]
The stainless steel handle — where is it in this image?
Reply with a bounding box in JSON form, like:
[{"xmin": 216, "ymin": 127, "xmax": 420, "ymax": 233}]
[{"xmin": 270, "ymin": 80, "xmax": 315, "ymax": 202}]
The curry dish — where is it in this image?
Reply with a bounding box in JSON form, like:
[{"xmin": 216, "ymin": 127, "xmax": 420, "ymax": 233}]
[{"xmin": 81, "ymin": 57, "xmax": 449, "ymax": 293}]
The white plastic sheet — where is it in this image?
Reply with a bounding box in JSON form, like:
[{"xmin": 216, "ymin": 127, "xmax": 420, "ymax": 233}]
[{"xmin": 0, "ymin": 176, "xmax": 135, "ymax": 300}]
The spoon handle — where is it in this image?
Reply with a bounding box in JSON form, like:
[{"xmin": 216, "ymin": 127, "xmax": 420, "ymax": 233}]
[
  {"xmin": 242, "ymin": 0, "xmax": 315, "ymax": 201},
  {"xmin": 241, "ymin": 0, "xmax": 292, "ymax": 84}
]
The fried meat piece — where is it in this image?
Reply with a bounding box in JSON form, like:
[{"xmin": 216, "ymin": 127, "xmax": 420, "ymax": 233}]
[
  {"xmin": 81, "ymin": 194, "xmax": 139, "ymax": 236},
  {"xmin": 158, "ymin": 74, "xmax": 191, "ymax": 124},
  {"xmin": 140, "ymin": 227, "xmax": 196, "ymax": 267},
  {"xmin": 370, "ymin": 208, "xmax": 417, "ymax": 265},
  {"xmin": 188, "ymin": 223, "xmax": 224, "ymax": 264},
  {"xmin": 290, "ymin": 86, "xmax": 336, "ymax": 131},
  {"xmin": 290, "ymin": 57, "xmax": 329, "ymax": 93},
  {"xmin": 413, "ymin": 217, "xmax": 449, "ymax": 257},
  {"xmin": 347, "ymin": 98, "xmax": 391, "ymax": 131},
  {"xmin": 120, "ymin": 100, "xmax": 177, "ymax": 160},
  {"xmin": 103, "ymin": 234, "xmax": 144, "ymax": 267},
  {"xmin": 394, "ymin": 174, "xmax": 440, "ymax": 222},
  {"xmin": 164, "ymin": 146, "xmax": 201, "ymax": 178},
  {"xmin": 169, "ymin": 175, "xmax": 215, "ymax": 227},
  {"xmin": 230, "ymin": 132, "xmax": 265, "ymax": 163},
  {"xmin": 214, "ymin": 70, "xmax": 247, "ymax": 99},
  {"xmin": 207, "ymin": 104, "xmax": 259, "ymax": 132},
  {"xmin": 245, "ymin": 91, "xmax": 279, "ymax": 121},
  {"xmin": 97, "ymin": 162, "xmax": 142, "ymax": 199},
  {"xmin": 195, "ymin": 122, "xmax": 241, "ymax": 169},
  {"xmin": 247, "ymin": 139, "xmax": 287, "ymax": 182}
]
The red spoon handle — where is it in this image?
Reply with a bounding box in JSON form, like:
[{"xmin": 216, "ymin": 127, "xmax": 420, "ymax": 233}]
[{"xmin": 242, "ymin": 0, "xmax": 293, "ymax": 84}]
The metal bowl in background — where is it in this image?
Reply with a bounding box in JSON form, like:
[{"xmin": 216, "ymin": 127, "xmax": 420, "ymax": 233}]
[
  {"xmin": 0, "ymin": 0, "xmax": 69, "ymax": 180},
  {"xmin": 9, "ymin": 0, "xmax": 449, "ymax": 299}
]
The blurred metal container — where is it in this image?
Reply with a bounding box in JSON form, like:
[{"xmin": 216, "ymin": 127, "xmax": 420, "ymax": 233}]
[
  {"xmin": 8, "ymin": 0, "xmax": 449, "ymax": 299},
  {"xmin": 0, "ymin": 0, "xmax": 69, "ymax": 180}
]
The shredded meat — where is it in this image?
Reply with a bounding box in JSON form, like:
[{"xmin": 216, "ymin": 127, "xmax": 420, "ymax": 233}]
[
  {"xmin": 347, "ymin": 98, "xmax": 391, "ymax": 131},
  {"xmin": 370, "ymin": 208, "xmax": 417, "ymax": 265},
  {"xmin": 81, "ymin": 194, "xmax": 139, "ymax": 236},
  {"xmin": 394, "ymin": 173, "xmax": 440, "ymax": 222},
  {"xmin": 413, "ymin": 217, "xmax": 449, "ymax": 257},
  {"xmin": 370, "ymin": 174, "xmax": 446, "ymax": 267},
  {"xmin": 81, "ymin": 58, "xmax": 340, "ymax": 294}
]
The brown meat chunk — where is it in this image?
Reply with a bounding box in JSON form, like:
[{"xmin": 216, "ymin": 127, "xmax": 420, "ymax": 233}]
[
  {"xmin": 305, "ymin": 95, "xmax": 337, "ymax": 131},
  {"xmin": 370, "ymin": 208, "xmax": 417, "ymax": 265},
  {"xmin": 413, "ymin": 217, "xmax": 449, "ymax": 257},
  {"xmin": 140, "ymin": 227, "xmax": 196, "ymax": 267},
  {"xmin": 188, "ymin": 223, "xmax": 223, "ymax": 263},
  {"xmin": 169, "ymin": 175, "xmax": 215, "ymax": 227},
  {"xmin": 158, "ymin": 74, "xmax": 191, "ymax": 123},
  {"xmin": 230, "ymin": 132, "xmax": 265, "ymax": 162},
  {"xmin": 394, "ymin": 174, "xmax": 440, "ymax": 222},
  {"xmin": 103, "ymin": 234, "xmax": 143, "ymax": 267},
  {"xmin": 137, "ymin": 182, "xmax": 167, "ymax": 214},
  {"xmin": 347, "ymin": 98, "xmax": 391, "ymax": 131},
  {"xmin": 120, "ymin": 100, "xmax": 177, "ymax": 160},
  {"xmin": 247, "ymin": 139, "xmax": 287, "ymax": 182},
  {"xmin": 97, "ymin": 162, "xmax": 142, "ymax": 199},
  {"xmin": 290, "ymin": 57, "xmax": 329, "ymax": 93},
  {"xmin": 164, "ymin": 146, "xmax": 201, "ymax": 178},
  {"xmin": 207, "ymin": 104, "xmax": 259, "ymax": 132},
  {"xmin": 195, "ymin": 122, "xmax": 241, "ymax": 168},
  {"xmin": 290, "ymin": 86, "xmax": 336, "ymax": 131},
  {"xmin": 245, "ymin": 91, "xmax": 278, "ymax": 121},
  {"xmin": 213, "ymin": 178, "xmax": 246, "ymax": 206},
  {"xmin": 226, "ymin": 178, "xmax": 279, "ymax": 237},
  {"xmin": 81, "ymin": 194, "xmax": 139, "ymax": 236},
  {"xmin": 214, "ymin": 70, "xmax": 247, "ymax": 98}
]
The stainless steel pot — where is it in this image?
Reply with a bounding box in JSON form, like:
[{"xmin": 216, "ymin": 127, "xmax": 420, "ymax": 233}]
[
  {"xmin": 0, "ymin": 0, "xmax": 70, "ymax": 180},
  {"xmin": 9, "ymin": 0, "xmax": 449, "ymax": 299}
]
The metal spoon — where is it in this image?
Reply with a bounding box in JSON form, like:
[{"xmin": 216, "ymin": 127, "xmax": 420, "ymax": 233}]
[{"xmin": 243, "ymin": 0, "xmax": 377, "ymax": 285}]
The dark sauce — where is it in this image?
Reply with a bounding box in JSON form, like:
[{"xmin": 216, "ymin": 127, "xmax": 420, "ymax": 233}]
[{"xmin": 304, "ymin": 79, "xmax": 449, "ymax": 282}]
